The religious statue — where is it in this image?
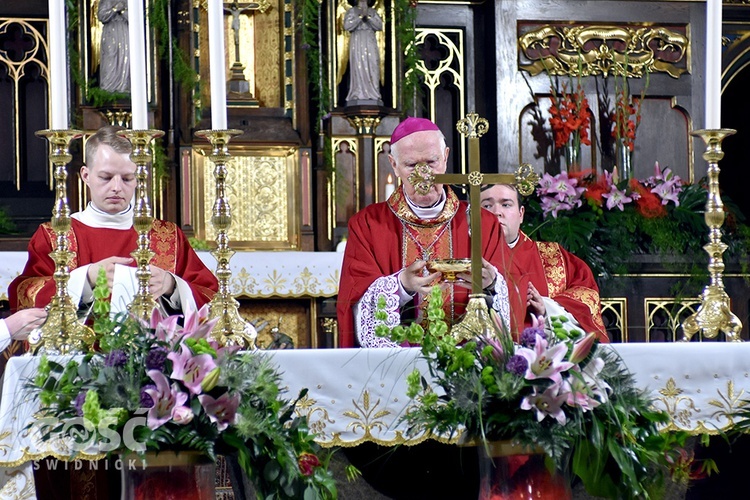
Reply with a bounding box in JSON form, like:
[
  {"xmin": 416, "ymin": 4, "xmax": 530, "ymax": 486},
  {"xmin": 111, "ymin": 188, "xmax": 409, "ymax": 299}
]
[
  {"xmin": 343, "ymin": 0, "xmax": 383, "ymax": 104},
  {"xmin": 97, "ymin": 0, "xmax": 130, "ymax": 93}
]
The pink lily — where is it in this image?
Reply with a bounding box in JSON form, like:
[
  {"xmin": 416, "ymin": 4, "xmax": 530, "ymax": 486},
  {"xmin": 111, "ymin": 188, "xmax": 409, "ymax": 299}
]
[
  {"xmin": 602, "ymin": 187, "xmax": 632, "ymax": 211},
  {"xmin": 520, "ymin": 384, "xmax": 568, "ymax": 424},
  {"xmin": 516, "ymin": 334, "xmax": 574, "ymax": 384},
  {"xmin": 171, "ymin": 404, "xmax": 194, "ymax": 425},
  {"xmin": 168, "ymin": 343, "xmax": 218, "ymax": 394},
  {"xmin": 198, "ymin": 392, "xmax": 240, "ymax": 431},
  {"xmin": 151, "ymin": 312, "xmax": 181, "ymax": 343},
  {"xmin": 181, "ymin": 304, "xmax": 218, "ymax": 341},
  {"xmin": 561, "ymin": 367, "xmax": 601, "ymax": 411},
  {"xmin": 568, "ymin": 332, "xmax": 597, "ymax": 364},
  {"xmin": 144, "ymin": 370, "xmax": 188, "ymax": 430}
]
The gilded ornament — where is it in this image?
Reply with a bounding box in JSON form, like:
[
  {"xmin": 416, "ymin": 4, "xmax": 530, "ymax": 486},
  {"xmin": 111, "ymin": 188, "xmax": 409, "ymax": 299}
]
[{"xmin": 519, "ymin": 24, "xmax": 688, "ymax": 79}]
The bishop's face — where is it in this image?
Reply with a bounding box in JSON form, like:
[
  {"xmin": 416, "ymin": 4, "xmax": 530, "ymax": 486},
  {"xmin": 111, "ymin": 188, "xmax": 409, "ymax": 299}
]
[
  {"xmin": 388, "ymin": 130, "xmax": 450, "ymax": 207},
  {"xmin": 80, "ymin": 144, "xmax": 137, "ymax": 214}
]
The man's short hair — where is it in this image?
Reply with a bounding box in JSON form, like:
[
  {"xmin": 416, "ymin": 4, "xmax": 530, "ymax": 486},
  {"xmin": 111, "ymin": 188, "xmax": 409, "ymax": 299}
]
[
  {"xmin": 481, "ymin": 183, "xmax": 524, "ymax": 206},
  {"xmin": 85, "ymin": 125, "xmax": 132, "ymax": 168}
]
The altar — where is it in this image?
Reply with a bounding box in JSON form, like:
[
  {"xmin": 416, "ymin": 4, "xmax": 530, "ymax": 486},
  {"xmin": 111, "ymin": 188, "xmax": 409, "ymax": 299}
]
[{"xmin": 1, "ymin": 343, "xmax": 749, "ymax": 498}]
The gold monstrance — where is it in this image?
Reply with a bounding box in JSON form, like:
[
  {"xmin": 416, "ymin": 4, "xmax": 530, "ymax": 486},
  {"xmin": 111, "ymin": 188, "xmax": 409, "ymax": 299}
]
[
  {"xmin": 681, "ymin": 129, "xmax": 743, "ymax": 342},
  {"xmin": 118, "ymin": 129, "xmax": 165, "ymax": 322},
  {"xmin": 195, "ymin": 129, "xmax": 257, "ymax": 348},
  {"xmin": 408, "ymin": 113, "xmax": 539, "ymax": 342},
  {"xmin": 29, "ymin": 130, "xmax": 95, "ymax": 354}
]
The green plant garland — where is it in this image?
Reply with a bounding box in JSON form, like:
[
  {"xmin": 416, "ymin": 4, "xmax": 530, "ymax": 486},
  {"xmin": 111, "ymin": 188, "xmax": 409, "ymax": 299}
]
[{"xmin": 393, "ymin": 0, "xmax": 420, "ymax": 115}]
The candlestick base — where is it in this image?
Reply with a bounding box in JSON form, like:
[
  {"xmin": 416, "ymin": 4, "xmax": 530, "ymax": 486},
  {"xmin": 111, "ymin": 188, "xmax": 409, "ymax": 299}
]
[
  {"xmin": 118, "ymin": 129, "xmax": 165, "ymax": 322},
  {"xmin": 451, "ymin": 294, "xmax": 491, "ymax": 343},
  {"xmin": 195, "ymin": 128, "xmax": 257, "ymax": 348},
  {"xmin": 681, "ymin": 128, "xmax": 742, "ymax": 342},
  {"xmin": 30, "ymin": 129, "xmax": 95, "ymax": 354}
]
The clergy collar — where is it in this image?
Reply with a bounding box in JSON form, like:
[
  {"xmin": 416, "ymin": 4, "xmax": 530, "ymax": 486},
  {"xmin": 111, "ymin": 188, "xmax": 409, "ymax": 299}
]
[
  {"xmin": 403, "ymin": 189, "xmax": 447, "ymax": 220},
  {"xmin": 71, "ymin": 202, "xmax": 134, "ymax": 230},
  {"xmin": 388, "ymin": 186, "xmax": 459, "ymax": 228},
  {"xmin": 508, "ymin": 234, "xmax": 520, "ymax": 248}
]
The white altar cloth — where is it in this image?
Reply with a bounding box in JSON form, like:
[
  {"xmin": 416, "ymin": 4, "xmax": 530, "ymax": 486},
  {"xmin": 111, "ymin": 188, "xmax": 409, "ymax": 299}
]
[
  {"xmin": 0, "ymin": 251, "xmax": 344, "ymax": 301},
  {"xmin": 1, "ymin": 343, "xmax": 749, "ymax": 497}
]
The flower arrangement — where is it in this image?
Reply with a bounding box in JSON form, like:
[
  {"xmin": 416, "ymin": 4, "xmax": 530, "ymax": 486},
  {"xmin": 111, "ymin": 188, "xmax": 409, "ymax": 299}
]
[
  {"xmin": 548, "ymin": 80, "xmax": 592, "ymax": 168},
  {"xmin": 611, "ymin": 86, "xmax": 642, "ymax": 152},
  {"xmin": 376, "ymin": 287, "xmax": 700, "ymax": 499},
  {"xmin": 28, "ymin": 271, "xmax": 337, "ymax": 499},
  {"xmin": 521, "ymin": 163, "xmax": 750, "ymax": 280}
]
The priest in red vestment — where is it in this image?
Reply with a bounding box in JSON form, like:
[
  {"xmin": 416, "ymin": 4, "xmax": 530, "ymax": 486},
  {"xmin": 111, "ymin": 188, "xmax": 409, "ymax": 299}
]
[
  {"xmin": 337, "ymin": 118, "xmax": 528, "ymax": 348},
  {"xmin": 480, "ymin": 184, "xmax": 608, "ymax": 341},
  {"xmin": 9, "ymin": 125, "xmax": 218, "ymax": 315}
]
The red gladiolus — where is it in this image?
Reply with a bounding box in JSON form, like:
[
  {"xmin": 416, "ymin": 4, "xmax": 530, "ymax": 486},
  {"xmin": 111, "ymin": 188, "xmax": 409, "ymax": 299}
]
[
  {"xmin": 631, "ymin": 181, "xmax": 666, "ymax": 218},
  {"xmin": 298, "ymin": 452, "xmax": 321, "ymax": 476},
  {"xmin": 548, "ymin": 83, "xmax": 591, "ymax": 149}
]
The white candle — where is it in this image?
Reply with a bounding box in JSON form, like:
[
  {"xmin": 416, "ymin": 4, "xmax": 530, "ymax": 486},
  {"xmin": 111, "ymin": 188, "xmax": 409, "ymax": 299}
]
[
  {"xmin": 706, "ymin": 0, "xmax": 722, "ymax": 129},
  {"xmin": 208, "ymin": 0, "xmax": 228, "ymax": 130},
  {"xmin": 384, "ymin": 173, "xmax": 396, "ymax": 199},
  {"xmin": 128, "ymin": 0, "xmax": 148, "ymax": 129},
  {"xmin": 48, "ymin": 0, "xmax": 68, "ymax": 129}
]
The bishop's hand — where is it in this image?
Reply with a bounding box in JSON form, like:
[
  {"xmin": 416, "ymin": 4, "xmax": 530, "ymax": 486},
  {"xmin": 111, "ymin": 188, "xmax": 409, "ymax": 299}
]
[
  {"xmin": 399, "ymin": 260, "xmax": 441, "ymax": 296},
  {"xmin": 455, "ymin": 258, "xmax": 496, "ymax": 291}
]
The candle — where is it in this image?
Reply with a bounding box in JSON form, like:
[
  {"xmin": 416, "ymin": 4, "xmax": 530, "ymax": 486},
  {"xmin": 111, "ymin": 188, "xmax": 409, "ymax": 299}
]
[
  {"xmin": 384, "ymin": 173, "xmax": 396, "ymax": 199},
  {"xmin": 208, "ymin": 0, "xmax": 227, "ymax": 130},
  {"xmin": 706, "ymin": 0, "xmax": 722, "ymax": 129},
  {"xmin": 48, "ymin": 0, "xmax": 68, "ymax": 129},
  {"xmin": 128, "ymin": 0, "xmax": 148, "ymax": 129}
]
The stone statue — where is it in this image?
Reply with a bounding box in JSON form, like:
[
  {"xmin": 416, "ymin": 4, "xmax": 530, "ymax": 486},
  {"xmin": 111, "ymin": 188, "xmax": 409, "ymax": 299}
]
[
  {"xmin": 97, "ymin": 0, "xmax": 129, "ymax": 93},
  {"xmin": 343, "ymin": 0, "xmax": 383, "ymax": 104}
]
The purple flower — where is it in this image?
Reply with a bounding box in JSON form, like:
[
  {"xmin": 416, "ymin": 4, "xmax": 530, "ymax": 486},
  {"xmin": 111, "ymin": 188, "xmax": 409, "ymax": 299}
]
[
  {"xmin": 506, "ymin": 355, "xmax": 528, "ymax": 376},
  {"xmin": 104, "ymin": 349, "xmax": 127, "ymax": 367},
  {"xmin": 73, "ymin": 390, "xmax": 88, "ymax": 417},
  {"xmin": 520, "ymin": 327, "xmax": 545, "ymax": 348},
  {"xmin": 145, "ymin": 347, "xmax": 168, "ymax": 370},
  {"xmin": 521, "ymin": 383, "xmax": 568, "ymax": 424},
  {"xmin": 140, "ymin": 384, "xmax": 156, "ymax": 408}
]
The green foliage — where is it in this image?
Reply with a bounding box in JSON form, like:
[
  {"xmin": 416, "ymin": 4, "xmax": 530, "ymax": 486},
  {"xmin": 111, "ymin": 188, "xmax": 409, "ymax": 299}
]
[
  {"xmin": 376, "ymin": 287, "xmax": 697, "ymax": 499},
  {"xmin": 393, "ymin": 0, "xmax": 422, "ymax": 114},
  {"xmin": 26, "ymin": 308, "xmax": 338, "ymax": 498},
  {"xmin": 0, "ymin": 206, "xmax": 17, "ymax": 234},
  {"xmin": 522, "ymin": 176, "xmax": 750, "ymax": 282}
]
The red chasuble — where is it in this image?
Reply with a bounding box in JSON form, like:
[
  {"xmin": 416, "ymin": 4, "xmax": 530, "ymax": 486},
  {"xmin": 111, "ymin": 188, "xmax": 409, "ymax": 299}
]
[
  {"xmin": 9, "ymin": 219, "xmax": 218, "ymax": 311},
  {"xmin": 337, "ymin": 187, "xmax": 527, "ymax": 347},
  {"xmin": 509, "ymin": 231, "xmax": 608, "ymax": 341}
]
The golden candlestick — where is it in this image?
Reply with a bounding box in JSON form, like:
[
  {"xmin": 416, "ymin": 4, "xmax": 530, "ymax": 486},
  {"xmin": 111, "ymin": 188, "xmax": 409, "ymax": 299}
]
[
  {"xmin": 118, "ymin": 129, "xmax": 165, "ymax": 322},
  {"xmin": 29, "ymin": 130, "xmax": 95, "ymax": 354},
  {"xmin": 195, "ymin": 129, "xmax": 257, "ymax": 348},
  {"xmin": 681, "ymin": 129, "xmax": 742, "ymax": 342}
]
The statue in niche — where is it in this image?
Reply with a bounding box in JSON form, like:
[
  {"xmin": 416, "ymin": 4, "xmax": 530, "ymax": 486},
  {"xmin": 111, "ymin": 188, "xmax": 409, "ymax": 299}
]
[
  {"xmin": 341, "ymin": 0, "xmax": 384, "ymax": 105},
  {"xmin": 97, "ymin": 0, "xmax": 130, "ymax": 93}
]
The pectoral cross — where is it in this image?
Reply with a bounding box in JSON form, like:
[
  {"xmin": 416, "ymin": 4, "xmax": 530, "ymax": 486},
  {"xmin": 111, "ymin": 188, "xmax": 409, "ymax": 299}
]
[{"xmin": 408, "ymin": 113, "xmax": 539, "ymax": 294}]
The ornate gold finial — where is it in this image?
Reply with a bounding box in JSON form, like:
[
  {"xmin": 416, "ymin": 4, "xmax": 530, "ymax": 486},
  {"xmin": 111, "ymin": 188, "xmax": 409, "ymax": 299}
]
[
  {"xmin": 456, "ymin": 113, "xmax": 489, "ymax": 139},
  {"xmin": 515, "ymin": 163, "xmax": 540, "ymax": 196},
  {"xmin": 408, "ymin": 163, "xmax": 435, "ymax": 196},
  {"xmin": 195, "ymin": 128, "xmax": 257, "ymax": 349},
  {"xmin": 681, "ymin": 128, "xmax": 743, "ymax": 342},
  {"xmin": 30, "ymin": 130, "xmax": 95, "ymax": 354},
  {"xmin": 118, "ymin": 129, "xmax": 165, "ymax": 322},
  {"xmin": 347, "ymin": 116, "xmax": 382, "ymax": 135}
]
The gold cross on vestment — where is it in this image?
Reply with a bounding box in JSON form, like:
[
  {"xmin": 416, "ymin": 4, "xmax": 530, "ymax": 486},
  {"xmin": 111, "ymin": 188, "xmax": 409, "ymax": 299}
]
[{"xmin": 408, "ymin": 113, "xmax": 539, "ymax": 294}]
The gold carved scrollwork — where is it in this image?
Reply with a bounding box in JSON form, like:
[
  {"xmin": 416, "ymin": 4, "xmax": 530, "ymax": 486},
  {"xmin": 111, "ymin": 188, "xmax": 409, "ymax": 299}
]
[
  {"xmin": 514, "ymin": 163, "xmax": 539, "ymax": 197},
  {"xmin": 456, "ymin": 113, "xmax": 489, "ymax": 139},
  {"xmin": 519, "ymin": 24, "xmax": 688, "ymax": 79}
]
